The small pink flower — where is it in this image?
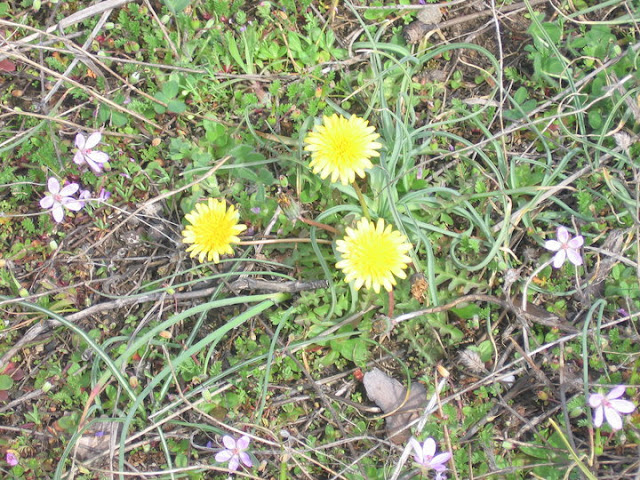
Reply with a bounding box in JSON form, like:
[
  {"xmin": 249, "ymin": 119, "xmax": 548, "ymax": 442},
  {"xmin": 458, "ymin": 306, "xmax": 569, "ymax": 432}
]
[
  {"xmin": 409, "ymin": 437, "xmax": 451, "ymax": 473},
  {"xmin": 40, "ymin": 177, "xmax": 83, "ymax": 223},
  {"xmin": 73, "ymin": 132, "xmax": 109, "ymax": 173},
  {"xmin": 544, "ymin": 226, "xmax": 583, "ymax": 268},
  {"xmin": 589, "ymin": 386, "xmax": 636, "ymax": 431},
  {"xmin": 6, "ymin": 450, "xmax": 18, "ymax": 467},
  {"xmin": 215, "ymin": 435, "xmax": 252, "ymax": 472}
]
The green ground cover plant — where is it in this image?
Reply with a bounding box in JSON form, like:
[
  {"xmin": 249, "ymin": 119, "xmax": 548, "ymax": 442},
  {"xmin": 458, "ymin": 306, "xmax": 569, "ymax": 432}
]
[{"xmin": 0, "ymin": 0, "xmax": 639, "ymax": 479}]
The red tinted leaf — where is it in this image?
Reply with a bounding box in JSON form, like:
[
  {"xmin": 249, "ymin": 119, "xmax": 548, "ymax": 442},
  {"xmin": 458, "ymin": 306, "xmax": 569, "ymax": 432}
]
[{"xmin": 0, "ymin": 59, "xmax": 16, "ymax": 72}]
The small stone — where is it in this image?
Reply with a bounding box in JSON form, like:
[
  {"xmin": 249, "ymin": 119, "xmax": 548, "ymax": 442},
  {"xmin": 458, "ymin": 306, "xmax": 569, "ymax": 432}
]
[{"xmin": 417, "ymin": 5, "xmax": 442, "ymax": 25}]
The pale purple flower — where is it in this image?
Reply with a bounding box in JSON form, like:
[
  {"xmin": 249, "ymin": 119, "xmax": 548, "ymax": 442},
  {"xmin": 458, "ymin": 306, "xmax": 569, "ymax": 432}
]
[
  {"xmin": 78, "ymin": 189, "xmax": 92, "ymax": 207},
  {"xmin": 215, "ymin": 435, "xmax": 252, "ymax": 472},
  {"xmin": 77, "ymin": 188, "xmax": 111, "ymax": 207},
  {"xmin": 73, "ymin": 132, "xmax": 109, "ymax": 173},
  {"xmin": 409, "ymin": 437, "xmax": 451, "ymax": 473},
  {"xmin": 6, "ymin": 451, "xmax": 18, "ymax": 467},
  {"xmin": 40, "ymin": 177, "xmax": 83, "ymax": 223},
  {"xmin": 98, "ymin": 188, "xmax": 111, "ymax": 202},
  {"xmin": 544, "ymin": 226, "xmax": 584, "ymax": 268},
  {"xmin": 588, "ymin": 386, "xmax": 636, "ymax": 431}
]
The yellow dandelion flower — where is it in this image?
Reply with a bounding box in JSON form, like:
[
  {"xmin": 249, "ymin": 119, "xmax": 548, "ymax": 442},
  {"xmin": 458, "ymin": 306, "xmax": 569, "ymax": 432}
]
[
  {"xmin": 182, "ymin": 199, "xmax": 247, "ymax": 264},
  {"xmin": 335, "ymin": 218, "xmax": 412, "ymax": 293},
  {"xmin": 304, "ymin": 114, "xmax": 382, "ymax": 185}
]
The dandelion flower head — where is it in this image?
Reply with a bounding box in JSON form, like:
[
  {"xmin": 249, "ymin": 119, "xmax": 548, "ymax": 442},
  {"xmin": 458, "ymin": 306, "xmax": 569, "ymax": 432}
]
[
  {"xmin": 336, "ymin": 218, "xmax": 412, "ymax": 293},
  {"xmin": 182, "ymin": 199, "xmax": 246, "ymax": 264},
  {"xmin": 304, "ymin": 114, "xmax": 382, "ymax": 185}
]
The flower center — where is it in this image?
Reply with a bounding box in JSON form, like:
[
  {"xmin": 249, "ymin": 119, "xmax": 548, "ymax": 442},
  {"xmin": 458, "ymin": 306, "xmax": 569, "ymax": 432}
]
[
  {"xmin": 330, "ymin": 132, "xmax": 358, "ymax": 165},
  {"xmin": 353, "ymin": 234, "xmax": 395, "ymax": 275},
  {"xmin": 195, "ymin": 211, "xmax": 234, "ymax": 247}
]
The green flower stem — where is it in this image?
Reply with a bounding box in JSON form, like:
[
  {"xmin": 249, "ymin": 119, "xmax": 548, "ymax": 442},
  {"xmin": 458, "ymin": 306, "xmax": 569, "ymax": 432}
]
[
  {"xmin": 594, "ymin": 427, "xmax": 602, "ymax": 456},
  {"xmin": 352, "ymin": 182, "xmax": 370, "ymax": 220},
  {"xmin": 548, "ymin": 419, "xmax": 598, "ymax": 480}
]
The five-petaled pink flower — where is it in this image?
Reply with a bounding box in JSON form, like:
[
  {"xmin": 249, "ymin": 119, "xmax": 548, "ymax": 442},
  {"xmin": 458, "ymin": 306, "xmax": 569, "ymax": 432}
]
[
  {"xmin": 409, "ymin": 437, "xmax": 451, "ymax": 473},
  {"xmin": 73, "ymin": 132, "xmax": 109, "ymax": 173},
  {"xmin": 544, "ymin": 226, "xmax": 584, "ymax": 268},
  {"xmin": 588, "ymin": 385, "xmax": 636, "ymax": 431},
  {"xmin": 215, "ymin": 435, "xmax": 252, "ymax": 472},
  {"xmin": 6, "ymin": 450, "xmax": 18, "ymax": 467},
  {"xmin": 40, "ymin": 177, "xmax": 83, "ymax": 223}
]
